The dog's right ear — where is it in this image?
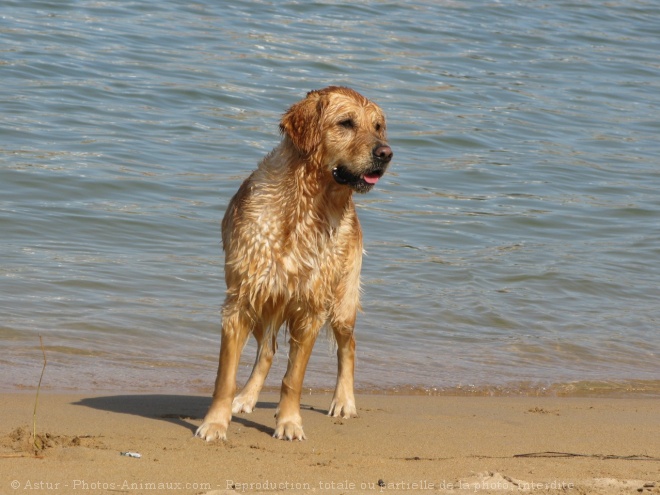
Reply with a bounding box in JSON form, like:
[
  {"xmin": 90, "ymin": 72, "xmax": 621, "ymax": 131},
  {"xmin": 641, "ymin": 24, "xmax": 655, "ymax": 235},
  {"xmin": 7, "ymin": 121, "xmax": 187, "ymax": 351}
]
[{"xmin": 279, "ymin": 90, "xmax": 326, "ymax": 156}]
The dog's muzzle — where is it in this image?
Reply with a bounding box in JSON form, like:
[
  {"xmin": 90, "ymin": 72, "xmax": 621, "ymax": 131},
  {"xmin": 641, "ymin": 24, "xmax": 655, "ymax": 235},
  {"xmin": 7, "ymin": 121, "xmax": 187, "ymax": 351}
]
[{"xmin": 332, "ymin": 144, "xmax": 393, "ymax": 193}]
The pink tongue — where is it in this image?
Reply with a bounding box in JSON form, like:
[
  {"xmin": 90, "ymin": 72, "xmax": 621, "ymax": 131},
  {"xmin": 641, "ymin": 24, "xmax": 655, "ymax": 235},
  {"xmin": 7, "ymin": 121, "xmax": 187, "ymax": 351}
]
[{"xmin": 363, "ymin": 174, "xmax": 380, "ymax": 185}]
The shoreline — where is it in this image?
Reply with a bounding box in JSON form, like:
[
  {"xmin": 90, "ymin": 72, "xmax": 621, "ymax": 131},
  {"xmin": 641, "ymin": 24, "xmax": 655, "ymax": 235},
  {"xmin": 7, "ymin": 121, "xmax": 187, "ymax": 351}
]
[
  {"xmin": 2, "ymin": 392, "xmax": 658, "ymax": 494},
  {"xmin": 4, "ymin": 376, "xmax": 660, "ymax": 398}
]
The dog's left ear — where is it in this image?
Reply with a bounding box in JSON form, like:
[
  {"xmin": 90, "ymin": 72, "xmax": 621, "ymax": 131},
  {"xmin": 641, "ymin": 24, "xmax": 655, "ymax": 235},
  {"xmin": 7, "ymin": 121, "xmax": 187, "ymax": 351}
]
[{"xmin": 280, "ymin": 90, "xmax": 326, "ymax": 156}]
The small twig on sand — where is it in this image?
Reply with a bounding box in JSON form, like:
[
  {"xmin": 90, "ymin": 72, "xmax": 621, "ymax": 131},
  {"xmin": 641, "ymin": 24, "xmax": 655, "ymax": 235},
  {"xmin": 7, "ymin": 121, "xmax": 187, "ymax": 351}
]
[
  {"xmin": 33, "ymin": 335, "xmax": 47, "ymax": 451},
  {"xmin": 514, "ymin": 451, "xmax": 660, "ymax": 461}
]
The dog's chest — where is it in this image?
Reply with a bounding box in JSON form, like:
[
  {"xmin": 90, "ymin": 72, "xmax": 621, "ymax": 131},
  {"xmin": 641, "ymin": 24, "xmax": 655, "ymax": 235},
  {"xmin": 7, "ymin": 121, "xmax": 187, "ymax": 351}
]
[
  {"xmin": 254, "ymin": 204, "xmax": 349, "ymax": 298},
  {"xmin": 285, "ymin": 206, "xmax": 344, "ymax": 270}
]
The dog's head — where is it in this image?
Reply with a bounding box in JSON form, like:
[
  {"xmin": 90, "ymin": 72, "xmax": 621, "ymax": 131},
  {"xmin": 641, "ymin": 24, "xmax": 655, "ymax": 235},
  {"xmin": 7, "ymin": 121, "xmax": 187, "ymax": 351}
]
[{"xmin": 280, "ymin": 86, "xmax": 393, "ymax": 193}]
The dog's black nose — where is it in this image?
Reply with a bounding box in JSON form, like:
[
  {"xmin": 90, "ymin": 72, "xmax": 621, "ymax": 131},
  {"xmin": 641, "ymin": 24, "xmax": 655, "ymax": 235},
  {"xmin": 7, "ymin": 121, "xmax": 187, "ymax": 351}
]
[{"xmin": 373, "ymin": 145, "xmax": 393, "ymax": 163}]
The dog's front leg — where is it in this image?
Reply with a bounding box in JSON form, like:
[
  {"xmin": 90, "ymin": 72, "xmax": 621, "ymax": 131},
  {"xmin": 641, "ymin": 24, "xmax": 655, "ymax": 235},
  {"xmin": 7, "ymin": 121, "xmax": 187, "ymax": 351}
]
[
  {"xmin": 329, "ymin": 324, "xmax": 358, "ymax": 419},
  {"xmin": 273, "ymin": 319, "xmax": 321, "ymax": 441},
  {"xmin": 196, "ymin": 310, "xmax": 251, "ymax": 441}
]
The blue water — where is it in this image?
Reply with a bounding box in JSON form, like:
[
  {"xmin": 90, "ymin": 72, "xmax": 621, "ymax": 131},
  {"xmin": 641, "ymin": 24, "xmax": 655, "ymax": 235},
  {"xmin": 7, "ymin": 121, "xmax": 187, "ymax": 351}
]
[{"xmin": 2, "ymin": 0, "xmax": 659, "ymax": 396}]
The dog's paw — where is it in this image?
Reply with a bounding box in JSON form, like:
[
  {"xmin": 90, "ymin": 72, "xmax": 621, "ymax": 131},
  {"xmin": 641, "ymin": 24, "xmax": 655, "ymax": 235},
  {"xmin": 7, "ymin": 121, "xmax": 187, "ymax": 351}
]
[
  {"xmin": 328, "ymin": 397, "xmax": 358, "ymax": 419},
  {"xmin": 273, "ymin": 419, "xmax": 306, "ymax": 441},
  {"xmin": 195, "ymin": 421, "xmax": 228, "ymax": 442},
  {"xmin": 232, "ymin": 393, "xmax": 257, "ymax": 414}
]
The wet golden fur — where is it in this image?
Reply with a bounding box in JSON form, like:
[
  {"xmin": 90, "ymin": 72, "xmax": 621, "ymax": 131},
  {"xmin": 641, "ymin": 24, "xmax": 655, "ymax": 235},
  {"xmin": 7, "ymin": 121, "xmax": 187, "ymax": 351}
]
[{"xmin": 196, "ymin": 86, "xmax": 392, "ymax": 441}]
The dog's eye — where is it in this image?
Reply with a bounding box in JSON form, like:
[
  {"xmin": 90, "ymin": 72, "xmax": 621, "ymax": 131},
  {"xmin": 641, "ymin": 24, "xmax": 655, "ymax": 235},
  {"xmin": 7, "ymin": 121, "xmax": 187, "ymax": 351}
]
[
  {"xmin": 339, "ymin": 119, "xmax": 355, "ymax": 129},
  {"xmin": 375, "ymin": 122, "xmax": 382, "ymax": 132}
]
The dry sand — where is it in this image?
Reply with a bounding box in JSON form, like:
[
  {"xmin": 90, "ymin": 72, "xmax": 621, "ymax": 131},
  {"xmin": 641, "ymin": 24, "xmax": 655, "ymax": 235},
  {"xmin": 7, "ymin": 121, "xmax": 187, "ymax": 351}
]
[{"xmin": 1, "ymin": 392, "xmax": 658, "ymax": 494}]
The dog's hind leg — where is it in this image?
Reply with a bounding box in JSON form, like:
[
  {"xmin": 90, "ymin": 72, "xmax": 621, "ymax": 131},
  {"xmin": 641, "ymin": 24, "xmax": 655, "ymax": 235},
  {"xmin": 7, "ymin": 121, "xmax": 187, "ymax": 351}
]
[{"xmin": 232, "ymin": 322, "xmax": 278, "ymax": 414}]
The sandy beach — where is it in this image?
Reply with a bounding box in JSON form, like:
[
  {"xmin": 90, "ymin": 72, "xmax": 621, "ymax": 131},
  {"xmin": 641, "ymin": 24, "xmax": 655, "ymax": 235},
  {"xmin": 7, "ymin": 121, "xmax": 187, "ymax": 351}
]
[{"xmin": 1, "ymin": 392, "xmax": 658, "ymax": 494}]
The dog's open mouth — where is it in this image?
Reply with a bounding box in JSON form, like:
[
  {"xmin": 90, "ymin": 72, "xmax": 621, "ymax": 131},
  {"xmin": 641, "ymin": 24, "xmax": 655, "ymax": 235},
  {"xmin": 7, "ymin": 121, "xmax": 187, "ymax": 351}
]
[{"xmin": 332, "ymin": 165, "xmax": 386, "ymax": 193}]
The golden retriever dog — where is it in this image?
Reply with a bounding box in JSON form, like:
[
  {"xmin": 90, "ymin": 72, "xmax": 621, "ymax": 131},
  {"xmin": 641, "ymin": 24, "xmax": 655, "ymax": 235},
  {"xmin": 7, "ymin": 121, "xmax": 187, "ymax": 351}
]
[{"xmin": 195, "ymin": 86, "xmax": 393, "ymax": 441}]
